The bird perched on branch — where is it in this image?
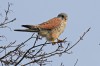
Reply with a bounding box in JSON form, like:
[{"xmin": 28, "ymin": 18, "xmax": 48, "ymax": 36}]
[{"xmin": 14, "ymin": 13, "xmax": 68, "ymax": 44}]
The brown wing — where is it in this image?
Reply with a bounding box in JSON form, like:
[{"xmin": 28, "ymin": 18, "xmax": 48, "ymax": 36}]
[{"xmin": 39, "ymin": 17, "xmax": 62, "ymax": 30}]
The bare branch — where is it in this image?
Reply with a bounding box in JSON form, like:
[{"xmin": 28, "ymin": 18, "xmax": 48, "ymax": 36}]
[
  {"xmin": 66, "ymin": 27, "xmax": 91, "ymax": 51},
  {"xmin": 74, "ymin": 59, "xmax": 78, "ymax": 66},
  {"xmin": 0, "ymin": 2, "xmax": 16, "ymax": 28},
  {"xmin": 0, "ymin": 16, "xmax": 91, "ymax": 66},
  {"xmin": 60, "ymin": 63, "xmax": 64, "ymax": 66}
]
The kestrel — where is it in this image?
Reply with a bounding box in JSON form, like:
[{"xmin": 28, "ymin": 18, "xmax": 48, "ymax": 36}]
[{"xmin": 14, "ymin": 13, "xmax": 68, "ymax": 44}]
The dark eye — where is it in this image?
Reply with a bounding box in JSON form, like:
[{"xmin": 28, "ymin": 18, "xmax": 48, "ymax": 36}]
[{"xmin": 61, "ymin": 15, "xmax": 64, "ymax": 18}]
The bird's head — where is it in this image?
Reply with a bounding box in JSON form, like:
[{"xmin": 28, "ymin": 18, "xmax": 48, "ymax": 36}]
[{"xmin": 57, "ymin": 13, "xmax": 68, "ymax": 20}]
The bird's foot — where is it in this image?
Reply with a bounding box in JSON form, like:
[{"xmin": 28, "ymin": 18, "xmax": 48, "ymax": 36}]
[
  {"xmin": 52, "ymin": 42, "xmax": 57, "ymax": 45},
  {"xmin": 52, "ymin": 39, "xmax": 64, "ymax": 45},
  {"xmin": 57, "ymin": 39, "xmax": 64, "ymax": 43}
]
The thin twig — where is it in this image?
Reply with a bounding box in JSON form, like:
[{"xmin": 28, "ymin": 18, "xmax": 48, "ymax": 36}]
[
  {"xmin": 74, "ymin": 59, "xmax": 78, "ymax": 66},
  {"xmin": 0, "ymin": 2, "xmax": 16, "ymax": 28},
  {"xmin": 66, "ymin": 28, "xmax": 91, "ymax": 51}
]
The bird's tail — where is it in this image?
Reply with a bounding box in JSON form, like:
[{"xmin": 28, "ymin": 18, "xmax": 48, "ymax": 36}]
[
  {"xmin": 14, "ymin": 29, "xmax": 39, "ymax": 32},
  {"xmin": 14, "ymin": 25, "xmax": 40, "ymax": 32},
  {"xmin": 22, "ymin": 25, "xmax": 38, "ymax": 30}
]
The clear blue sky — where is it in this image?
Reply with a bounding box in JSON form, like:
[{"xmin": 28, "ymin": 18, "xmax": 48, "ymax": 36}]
[{"xmin": 0, "ymin": 0, "xmax": 100, "ymax": 66}]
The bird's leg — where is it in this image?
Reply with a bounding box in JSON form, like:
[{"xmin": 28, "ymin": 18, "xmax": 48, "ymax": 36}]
[
  {"xmin": 52, "ymin": 42, "xmax": 56, "ymax": 45},
  {"xmin": 52, "ymin": 38, "xmax": 64, "ymax": 45},
  {"xmin": 57, "ymin": 38, "xmax": 64, "ymax": 43},
  {"xmin": 51, "ymin": 40, "xmax": 57, "ymax": 45}
]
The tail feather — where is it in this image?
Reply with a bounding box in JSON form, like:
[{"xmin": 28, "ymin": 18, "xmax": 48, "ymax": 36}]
[
  {"xmin": 14, "ymin": 25, "xmax": 40, "ymax": 32},
  {"xmin": 14, "ymin": 29, "xmax": 39, "ymax": 32},
  {"xmin": 22, "ymin": 25, "xmax": 40, "ymax": 31},
  {"xmin": 22, "ymin": 25, "xmax": 32, "ymax": 28}
]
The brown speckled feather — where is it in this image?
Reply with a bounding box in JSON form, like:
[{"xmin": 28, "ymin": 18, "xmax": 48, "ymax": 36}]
[{"xmin": 38, "ymin": 17, "xmax": 62, "ymax": 30}]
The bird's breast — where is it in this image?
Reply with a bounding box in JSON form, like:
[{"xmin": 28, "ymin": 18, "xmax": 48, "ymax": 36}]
[{"xmin": 52, "ymin": 21, "xmax": 66, "ymax": 35}]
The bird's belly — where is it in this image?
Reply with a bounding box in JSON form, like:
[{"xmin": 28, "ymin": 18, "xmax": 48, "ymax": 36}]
[
  {"xmin": 46, "ymin": 22, "xmax": 66, "ymax": 41},
  {"xmin": 39, "ymin": 22, "xmax": 66, "ymax": 42},
  {"xmin": 39, "ymin": 30, "xmax": 50, "ymax": 37}
]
